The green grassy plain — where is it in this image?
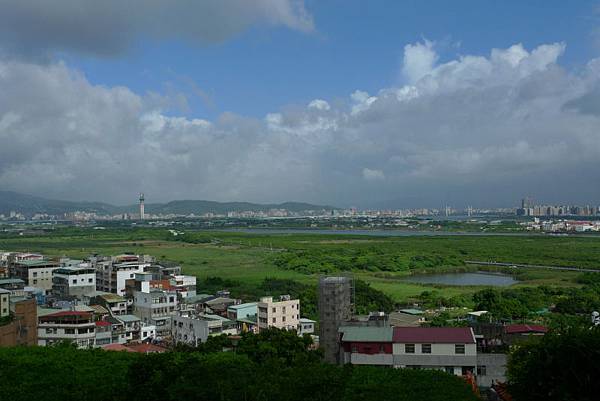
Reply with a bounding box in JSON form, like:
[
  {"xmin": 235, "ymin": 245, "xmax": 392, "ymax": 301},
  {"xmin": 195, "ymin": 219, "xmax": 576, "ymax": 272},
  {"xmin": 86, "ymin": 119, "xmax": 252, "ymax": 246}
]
[{"xmin": 1, "ymin": 228, "xmax": 597, "ymax": 303}]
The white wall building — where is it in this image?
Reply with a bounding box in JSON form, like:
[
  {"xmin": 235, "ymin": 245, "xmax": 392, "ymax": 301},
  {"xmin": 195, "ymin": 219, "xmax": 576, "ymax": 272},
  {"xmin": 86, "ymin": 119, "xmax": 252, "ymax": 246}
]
[{"xmin": 257, "ymin": 295, "xmax": 300, "ymax": 332}]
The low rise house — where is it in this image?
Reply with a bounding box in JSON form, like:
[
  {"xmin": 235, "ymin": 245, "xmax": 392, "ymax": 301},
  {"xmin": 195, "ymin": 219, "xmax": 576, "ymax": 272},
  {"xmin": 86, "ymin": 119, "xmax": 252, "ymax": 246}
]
[
  {"xmin": 172, "ymin": 312, "xmax": 237, "ymax": 346},
  {"xmin": 0, "ymin": 278, "xmax": 26, "ymax": 297},
  {"xmin": 116, "ymin": 314, "xmax": 142, "ymax": 342},
  {"xmin": 90, "ymin": 293, "xmax": 128, "ymax": 316},
  {"xmin": 392, "ymin": 327, "xmax": 477, "ymax": 375},
  {"xmin": 389, "ymin": 311, "xmax": 425, "ymax": 327},
  {"xmin": 339, "ymin": 326, "xmax": 478, "ymax": 376},
  {"xmin": 257, "ymin": 295, "xmax": 300, "ymax": 332},
  {"xmin": 227, "ymin": 302, "xmax": 257, "ymax": 321},
  {"xmin": 297, "ymin": 318, "xmax": 316, "ymax": 336}
]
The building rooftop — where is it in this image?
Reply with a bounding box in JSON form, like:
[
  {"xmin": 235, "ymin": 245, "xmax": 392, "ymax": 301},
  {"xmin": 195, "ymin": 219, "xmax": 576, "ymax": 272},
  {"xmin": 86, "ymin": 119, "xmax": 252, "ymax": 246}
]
[
  {"xmin": 339, "ymin": 326, "xmax": 394, "ymax": 342},
  {"xmin": 88, "ymin": 304, "xmax": 109, "ymax": 315},
  {"xmin": 227, "ymin": 302, "xmax": 257, "ymax": 310},
  {"xmin": 97, "ymin": 293, "xmax": 126, "ymax": 303},
  {"xmin": 299, "ymin": 318, "xmax": 316, "ymax": 324},
  {"xmin": 15, "ymin": 259, "xmax": 59, "ymax": 267},
  {"xmin": 0, "ymin": 288, "xmax": 10, "ymax": 294},
  {"xmin": 117, "ymin": 314, "xmax": 141, "ymax": 323},
  {"xmin": 392, "ymin": 327, "xmax": 476, "ymax": 344},
  {"xmin": 504, "ymin": 324, "xmax": 548, "ymax": 334},
  {"xmin": 398, "ymin": 308, "xmax": 424, "ymax": 315},
  {"xmin": 0, "ymin": 278, "xmax": 25, "ymax": 285}
]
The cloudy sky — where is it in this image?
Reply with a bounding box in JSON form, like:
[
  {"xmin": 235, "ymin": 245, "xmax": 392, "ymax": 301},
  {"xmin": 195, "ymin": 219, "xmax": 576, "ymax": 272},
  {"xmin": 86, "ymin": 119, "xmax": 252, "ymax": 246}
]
[{"xmin": 1, "ymin": 0, "xmax": 600, "ymax": 208}]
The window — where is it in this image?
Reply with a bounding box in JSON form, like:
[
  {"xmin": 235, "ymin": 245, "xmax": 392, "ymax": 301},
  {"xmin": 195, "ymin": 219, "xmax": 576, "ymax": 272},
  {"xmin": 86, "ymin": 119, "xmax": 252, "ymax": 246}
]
[
  {"xmin": 455, "ymin": 344, "xmax": 465, "ymax": 354},
  {"xmin": 351, "ymin": 345, "xmax": 358, "ymax": 353},
  {"xmin": 445, "ymin": 367, "xmax": 454, "ymax": 374},
  {"xmin": 272, "ymin": 317, "xmax": 276, "ymax": 323},
  {"xmin": 33, "ymin": 279, "xmax": 37, "ymax": 285},
  {"xmin": 272, "ymin": 307, "xmax": 276, "ymax": 313},
  {"xmin": 379, "ymin": 344, "xmax": 386, "ymax": 353},
  {"xmin": 72, "ymin": 279, "xmax": 77, "ymax": 284},
  {"xmin": 477, "ymin": 365, "xmax": 487, "ymax": 376},
  {"xmin": 33, "ymin": 272, "xmax": 38, "ymax": 277},
  {"xmin": 65, "ymin": 328, "xmax": 75, "ymax": 334},
  {"xmin": 421, "ymin": 344, "xmax": 431, "ymax": 354},
  {"xmin": 88, "ymin": 278, "xmax": 93, "ymax": 283},
  {"xmin": 405, "ymin": 344, "xmax": 415, "ymax": 353},
  {"xmin": 282, "ymin": 316, "xmax": 286, "ymax": 322},
  {"xmin": 282, "ymin": 307, "xmax": 286, "ymax": 313}
]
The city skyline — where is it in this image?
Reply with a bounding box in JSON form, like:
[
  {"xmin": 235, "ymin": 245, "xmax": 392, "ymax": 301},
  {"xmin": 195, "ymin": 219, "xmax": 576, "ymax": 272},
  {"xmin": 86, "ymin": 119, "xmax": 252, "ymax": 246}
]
[{"xmin": 2, "ymin": 1, "xmax": 600, "ymax": 207}]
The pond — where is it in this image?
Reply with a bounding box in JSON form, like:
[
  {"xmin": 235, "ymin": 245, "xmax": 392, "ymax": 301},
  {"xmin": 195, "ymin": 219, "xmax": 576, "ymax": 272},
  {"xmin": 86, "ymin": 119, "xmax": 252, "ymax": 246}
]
[{"xmin": 403, "ymin": 271, "xmax": 518, "ymax": 286}]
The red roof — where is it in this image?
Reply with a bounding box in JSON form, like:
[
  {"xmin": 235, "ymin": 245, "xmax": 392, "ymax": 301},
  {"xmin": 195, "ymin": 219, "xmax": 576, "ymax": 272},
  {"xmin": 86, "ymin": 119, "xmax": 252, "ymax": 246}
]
[
  {"xmin": 126, "ymin": 343, "xmax": 168, "ymax": 353},
  {"xmin": 504, "ymin": 324, "xmax": 548, "ymax": 334},
  {"xmin": 393, "ymin": 327, "xmax": 475, "ymax": 344},
  {"xmin": 95, "ymin": 320, "xmax": 111, "ymax": 327},
  {"xmin": 102, "ymin": 344, "xmax": 135, "ymax": 352}
]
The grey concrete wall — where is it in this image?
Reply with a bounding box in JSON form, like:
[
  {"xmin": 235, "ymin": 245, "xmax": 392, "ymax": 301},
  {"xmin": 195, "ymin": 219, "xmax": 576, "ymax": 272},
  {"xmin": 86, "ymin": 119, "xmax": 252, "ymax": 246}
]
[{"xmin": 477, "ymin": 353, "xmax": 507, "ymax": 388}]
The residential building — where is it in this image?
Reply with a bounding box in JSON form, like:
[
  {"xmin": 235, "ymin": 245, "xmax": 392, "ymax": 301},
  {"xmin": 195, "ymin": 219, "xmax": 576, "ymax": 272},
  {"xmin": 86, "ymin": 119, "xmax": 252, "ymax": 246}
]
[
  {"xmin": 392, "ymin": 327, "xmax": 477, "ymax": 375},
  {"xmin": 339, "ymin": 326, "xmax": 394, "ymax": 366},
  {"xmin": 0, "ymin": 298, "xmax": 37, "ymax": 346},
  {"xmin": 13, "ymin": 259, "xmax": 60, "ymax": 294},
  {"xmin": 169, "ymin": 275, "xmax": 197, "ymax": 298},
  {"xmin": 297, "ymin": 318, "xmax": 316, "ymax": 336},
  {"xmin": 116, "ymin": 314, "xmax": 143, "ymax": 342},
  {"xmin": 171, "ymin": 312, "xmax": 237, "ymax": 346},
  {"xmin": 318, "ymin": 276, "xmax": 354, "ymax": 363},
  {"xmin": 257, "ymin": 295, "xmax": 300, "ymax": 332},
  {"xmin": 0, "ymin": 278, "xmax": 26, "ymax": 297},
  {"xmin": 227, "ymin": 302, "xmax": 257, "ymax": 321},
  {"xmin": 389, "ymin": 311, "xmax": 425, "ymax": 327},
  {"xmin": 52, "ymin": 266, "xmax": 96, "ymax": 298},
  {"xmin": 38, "ymin": 310, "xmax": 96, "ymax": 348},
  {"xmin": 93, "ymin": 255, "xmax": 151, "ymax": 296},
  {"xmin": 90, "ymin": 293, "xmax": 129, "ymax": 316},
  {"xmin": 133, "ymin": 289, "xmax": 178, "ymax": 337},
  {"xmin": 0, "ymin": 289, "xmax": 9, "ymax": 318},
  {"xmin": 339, "ymin": 326, "xmax": 478, "ymax": 376}
]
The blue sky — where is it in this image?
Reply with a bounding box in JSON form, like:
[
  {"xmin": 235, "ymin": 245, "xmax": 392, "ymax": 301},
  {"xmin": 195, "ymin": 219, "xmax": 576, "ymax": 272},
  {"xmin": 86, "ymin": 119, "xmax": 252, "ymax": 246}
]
[
  {"xmin": 2, "ymin": 0, "xmax": 600, "ymax": 207},
  {"xmin": 62, "ymin": 0, "xmax": 600, "ymax": 119}
]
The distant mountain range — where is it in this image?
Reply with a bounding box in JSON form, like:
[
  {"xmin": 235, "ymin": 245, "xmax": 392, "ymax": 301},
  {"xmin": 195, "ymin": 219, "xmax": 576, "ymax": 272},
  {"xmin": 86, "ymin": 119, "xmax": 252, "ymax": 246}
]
[{"xmin": 0, "ymin": 191, "xmax": 336, "ymax": 216}]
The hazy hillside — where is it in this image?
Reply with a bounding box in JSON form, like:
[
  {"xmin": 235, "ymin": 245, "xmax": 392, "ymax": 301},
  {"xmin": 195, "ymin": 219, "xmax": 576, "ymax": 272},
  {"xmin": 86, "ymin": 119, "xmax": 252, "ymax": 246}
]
[{"xmin": 0, "ymin": 191, "xmax": 335, "ymax": 216}]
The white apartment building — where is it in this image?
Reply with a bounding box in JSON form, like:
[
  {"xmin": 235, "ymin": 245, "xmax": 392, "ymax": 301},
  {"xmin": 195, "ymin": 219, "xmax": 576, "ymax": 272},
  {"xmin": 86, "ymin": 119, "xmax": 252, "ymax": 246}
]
[
  {"xmin": 95, "ymin": 259, "xmax": 150, "ymax": 296},
  {"xmin": 38, "ymin": 310, "xmax": 96, "ymax": 348},
  {"xmin": 257, "ymin": 295, "xmax": 300, "ymax": 332},
  {"xmin": 52, "ymin": 266, "xmax": 96, "ymax": 298}
]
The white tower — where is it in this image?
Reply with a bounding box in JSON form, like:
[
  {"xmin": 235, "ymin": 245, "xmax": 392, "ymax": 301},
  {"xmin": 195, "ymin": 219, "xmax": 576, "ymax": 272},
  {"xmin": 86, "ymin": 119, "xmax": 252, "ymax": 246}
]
[{"xmin": 139, "ymin": 193, "xmax": 145, "ymax": 220}]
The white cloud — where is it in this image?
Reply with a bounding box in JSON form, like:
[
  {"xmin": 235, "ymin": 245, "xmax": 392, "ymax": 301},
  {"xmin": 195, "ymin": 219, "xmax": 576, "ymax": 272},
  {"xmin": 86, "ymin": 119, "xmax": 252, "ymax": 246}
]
[
  {"xmin": 1, "ymin": 41, "xmax": 600, "ymax": 207},
  {"xmin": 401, "ymin": 39, "xmax": 438, "ymax": 84},
  {"xmin": 362, "ymin": 168, "xmax": 385, "ymax": 181}
]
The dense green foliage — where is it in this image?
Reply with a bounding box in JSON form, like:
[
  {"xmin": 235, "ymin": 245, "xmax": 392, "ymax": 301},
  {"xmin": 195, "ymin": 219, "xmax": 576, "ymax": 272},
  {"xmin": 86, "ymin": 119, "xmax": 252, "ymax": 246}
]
[
  {"xmin": 0, "ymin": 330, "xmax": 479, "ymax": 401},
  {"xmin": 507, "ymin": 327, "xmax": 600, "ymax": 401}
]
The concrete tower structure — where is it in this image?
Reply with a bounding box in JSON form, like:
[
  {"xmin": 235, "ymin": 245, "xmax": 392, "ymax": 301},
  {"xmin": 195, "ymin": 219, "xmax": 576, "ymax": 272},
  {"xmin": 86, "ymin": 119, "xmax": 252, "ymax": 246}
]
[
  {"xmin": 318, "ymin": 276, "xmax": 354, "ymax": 364},
  {"xmin": 139, "ymin": 193, "xmax": 145, "ymax": 220}
]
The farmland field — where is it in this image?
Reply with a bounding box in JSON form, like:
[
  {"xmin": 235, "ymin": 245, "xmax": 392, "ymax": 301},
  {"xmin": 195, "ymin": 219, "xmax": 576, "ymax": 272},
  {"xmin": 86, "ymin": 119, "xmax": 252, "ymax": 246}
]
[{"xmin": 1, "ymin": 227, "xmax": 596, "ymax": 304}]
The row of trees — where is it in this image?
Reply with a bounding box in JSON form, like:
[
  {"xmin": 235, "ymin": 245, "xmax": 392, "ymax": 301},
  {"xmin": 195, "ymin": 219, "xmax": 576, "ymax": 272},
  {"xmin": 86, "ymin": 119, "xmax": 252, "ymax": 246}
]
[{"xmin": 0, "ymin": 329, "xmax": 479, "ymax": 401}]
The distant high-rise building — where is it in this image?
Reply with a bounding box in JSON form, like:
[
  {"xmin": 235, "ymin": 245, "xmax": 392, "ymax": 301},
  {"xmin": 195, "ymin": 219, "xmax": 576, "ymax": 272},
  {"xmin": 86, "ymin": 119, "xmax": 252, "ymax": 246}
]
[
  {"xmin": 139, "ymin": 193, "xmax": 145, "ymax": 220},
  {"xmin": 318, "ymin": 276, "xmax": 354, "ymax": 364}
]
